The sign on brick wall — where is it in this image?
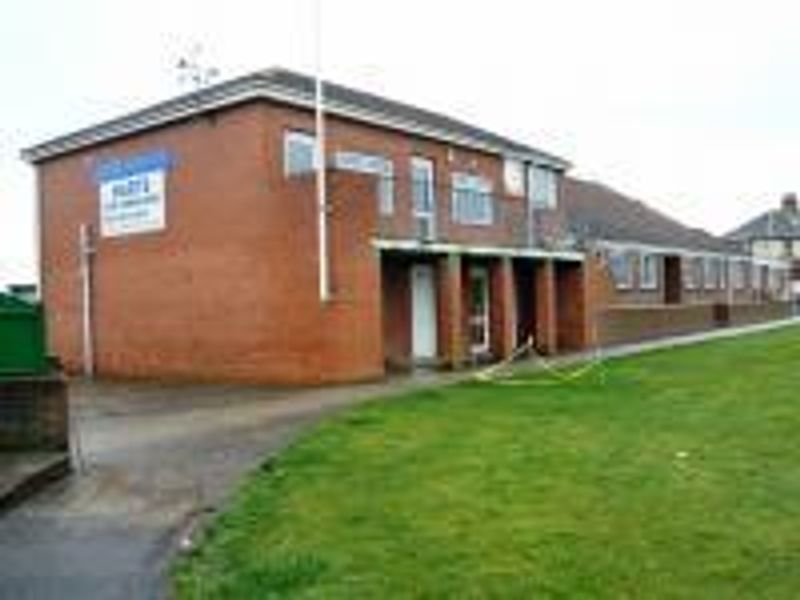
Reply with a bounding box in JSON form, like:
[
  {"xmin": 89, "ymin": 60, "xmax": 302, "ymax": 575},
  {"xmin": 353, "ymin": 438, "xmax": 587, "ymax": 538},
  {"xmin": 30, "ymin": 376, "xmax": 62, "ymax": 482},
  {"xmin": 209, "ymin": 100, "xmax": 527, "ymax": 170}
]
[{"xmin": 94, "ymin": 150, "xmax": 174, "ymax": 238}]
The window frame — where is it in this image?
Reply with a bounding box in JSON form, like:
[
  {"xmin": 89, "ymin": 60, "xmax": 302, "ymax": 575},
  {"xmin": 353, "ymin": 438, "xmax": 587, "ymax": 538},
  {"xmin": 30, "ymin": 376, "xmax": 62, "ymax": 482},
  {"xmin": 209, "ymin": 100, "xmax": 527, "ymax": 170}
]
[
  {"xmin": 451, "ymin": 172, "xmax": 494, "ymax": 226},
  {"xmin": 284, "ymin": 130, "xmax": 317, "ymax": 177},
  {"xmin": 528, "ymin": 165, "xmax": 558, "ymax": 209},
  {"xmin": 639, "ymin": 253, "xmax": 659, "ymax": 290},
  {"xmin": 608, "ymin": 249, "xmax": 635, "ymax": 290},
  {"xmin": 684, "ymin": 256, "xmax": 702, "ymax": 290},
  {"xmin": 703, "ymin": 256, "xmax": 720, "ymax": 290},
  {"xmin": 503, "ymin": 158, "xmax": 526, "ymax": 197}
]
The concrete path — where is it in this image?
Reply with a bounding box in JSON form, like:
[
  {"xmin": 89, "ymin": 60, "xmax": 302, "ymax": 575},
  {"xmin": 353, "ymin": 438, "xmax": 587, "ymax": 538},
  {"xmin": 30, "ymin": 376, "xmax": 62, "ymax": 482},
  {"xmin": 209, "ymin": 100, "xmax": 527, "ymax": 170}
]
[{"xmin": 0, "ymin": 375, "xmax": 445, "ymax": 600}]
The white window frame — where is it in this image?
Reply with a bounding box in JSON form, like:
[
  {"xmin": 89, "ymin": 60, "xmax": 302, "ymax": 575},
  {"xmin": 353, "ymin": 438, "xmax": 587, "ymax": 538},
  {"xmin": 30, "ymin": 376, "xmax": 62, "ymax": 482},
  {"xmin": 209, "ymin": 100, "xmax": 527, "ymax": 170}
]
[
  {"xmin": 411, "ymin": 156, "xmax": 436, "ymax": 234},
  {"xmin": 732, "ymin": 260, "xmax": 748, "ymax": 290},
  {"xmin": 704, "ymin": 257, "xmax": 720, "ymax": 290},
  {"xmin": 528, "ymin": 165, "xmax": 558, "ymax": 209},
  {"xmin": 451, "ymin": 172, "xmax": 493, "ymax": 226},
  {"xmin": 684, "ymin": 256, "xmax": 701, "ymax": 290},
  {"xmin": 334, "ymin": 151, "xmax": 394, "ymax": 214},
  {"xmin": 639, "ymin": 253, "xmax": 659, "ymax": 290},
  {"xmin": 503, "ymin": 158, "xmax": 525, "ymax": 197},
  {"xmin": 284, "ymin": 130, "xmax": 317, "ymax": 177},
  {"xmin": 608, "ymin": 249, "xmax": 635, "ymax": 290}
]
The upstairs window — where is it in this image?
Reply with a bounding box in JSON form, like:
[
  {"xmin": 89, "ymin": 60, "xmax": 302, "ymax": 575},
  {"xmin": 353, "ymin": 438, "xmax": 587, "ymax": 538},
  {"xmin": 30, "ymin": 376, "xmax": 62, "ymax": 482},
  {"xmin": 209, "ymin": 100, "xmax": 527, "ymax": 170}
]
[
  {"xmin": 639, "ymin": 253, "xmax": 659, "ymax": 290},
  {"xmin": 284, "ymin": 131, "xmax": 317, "ymax": 176},
  {"xmin": 334, "ymin": 151, "xmax": 394, "ymax": 214},
  {"xmin": 411, "ymin": 157, "xmax": 436, "ymax": 217},
  {"xmin": 528, "ymin": 166, "xmax": 558, "ymax": 209},
  {"xmin": 608, "ymin": 249, "xmax": 635, "ymax": 289},
  {"xmin": 452, "ymin": 173, "xmax": 493, "ymax": 225},
  {"xmin": 503, "ymin": 158, "xmax": 525, "ymax": 197}
]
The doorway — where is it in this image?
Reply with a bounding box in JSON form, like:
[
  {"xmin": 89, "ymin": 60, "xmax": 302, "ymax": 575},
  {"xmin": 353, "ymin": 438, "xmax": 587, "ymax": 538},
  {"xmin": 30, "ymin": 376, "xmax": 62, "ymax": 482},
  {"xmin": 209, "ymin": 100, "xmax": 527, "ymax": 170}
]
[{"xmin": 411, "ymin": 264, "xmax": 437, "ymax": 360}]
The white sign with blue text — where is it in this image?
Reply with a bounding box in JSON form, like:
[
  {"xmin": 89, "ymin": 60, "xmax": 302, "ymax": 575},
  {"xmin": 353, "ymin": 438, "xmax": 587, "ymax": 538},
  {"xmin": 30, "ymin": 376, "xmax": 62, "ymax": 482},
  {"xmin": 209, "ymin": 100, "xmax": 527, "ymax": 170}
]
[{"xmin": 95, "ymin": 150, "xmax": 173, "ymax": 238}]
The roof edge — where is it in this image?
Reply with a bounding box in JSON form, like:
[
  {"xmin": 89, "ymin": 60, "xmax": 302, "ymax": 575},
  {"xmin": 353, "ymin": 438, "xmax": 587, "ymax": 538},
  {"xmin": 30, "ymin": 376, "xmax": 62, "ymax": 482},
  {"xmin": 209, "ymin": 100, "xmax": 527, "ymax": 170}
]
[{"xmin": 21, "ymin": 69, "xmax": 571, "ymax": 169}]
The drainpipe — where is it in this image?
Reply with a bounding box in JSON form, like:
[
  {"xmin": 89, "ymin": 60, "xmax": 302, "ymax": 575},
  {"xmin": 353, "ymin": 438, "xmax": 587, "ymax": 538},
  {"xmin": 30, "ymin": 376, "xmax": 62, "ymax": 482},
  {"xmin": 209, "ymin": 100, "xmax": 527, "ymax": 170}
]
[
  {"xmin": 314, "ymin": 0, "xmax": 330, "ymax": 303},
  {"xmin": 79, "ymin": 224, "xmax": 95, "ymax": 378}
]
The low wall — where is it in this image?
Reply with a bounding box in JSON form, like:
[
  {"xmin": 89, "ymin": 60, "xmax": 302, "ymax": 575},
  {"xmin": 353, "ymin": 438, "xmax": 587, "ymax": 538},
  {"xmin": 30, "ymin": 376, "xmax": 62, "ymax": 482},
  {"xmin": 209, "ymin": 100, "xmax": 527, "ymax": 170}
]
[
  {"xmin": 596, "ymin": 304, "xmax": 716, "ymax": 347},
  {"xmin": 728, "ymin": 302, "xmax": 793, "ymax": 326},
  {"xmin": 596, "ymin": 302, "xmax": 793, "ymax": 347},
  {"xmin": 0, "ymin": 374, "xmax": 68, "ymax": 451}
]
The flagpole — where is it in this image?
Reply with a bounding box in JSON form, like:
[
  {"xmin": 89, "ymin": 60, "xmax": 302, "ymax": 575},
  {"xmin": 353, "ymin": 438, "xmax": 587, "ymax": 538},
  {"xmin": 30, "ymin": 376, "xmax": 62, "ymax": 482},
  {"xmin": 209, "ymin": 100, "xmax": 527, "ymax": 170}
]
[{"xmin": 315, "ymin": 0, "xmax": 330, "ymax": 303}]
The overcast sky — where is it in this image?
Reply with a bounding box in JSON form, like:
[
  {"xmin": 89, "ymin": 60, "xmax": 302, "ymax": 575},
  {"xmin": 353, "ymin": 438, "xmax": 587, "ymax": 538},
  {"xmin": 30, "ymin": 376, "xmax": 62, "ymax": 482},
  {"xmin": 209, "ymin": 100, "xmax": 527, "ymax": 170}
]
[{"xmin": 2, "ymin": 0, "xmax": 799, "ymax": 285}]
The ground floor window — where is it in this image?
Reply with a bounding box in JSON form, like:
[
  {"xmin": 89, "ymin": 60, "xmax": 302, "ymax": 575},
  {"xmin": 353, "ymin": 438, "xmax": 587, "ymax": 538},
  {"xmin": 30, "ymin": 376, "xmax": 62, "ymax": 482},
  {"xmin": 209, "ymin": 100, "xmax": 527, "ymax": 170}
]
[
  {"xmin": 639, "ymin": 253, "xmax": 659, "ymax": 290},
  {"xmin": 468, "ymin": 267, "xmax": 490, "ymax": 354},
  {"xmin": 608, "ymin": 249, "xmax": 634, "ymax": 289}
]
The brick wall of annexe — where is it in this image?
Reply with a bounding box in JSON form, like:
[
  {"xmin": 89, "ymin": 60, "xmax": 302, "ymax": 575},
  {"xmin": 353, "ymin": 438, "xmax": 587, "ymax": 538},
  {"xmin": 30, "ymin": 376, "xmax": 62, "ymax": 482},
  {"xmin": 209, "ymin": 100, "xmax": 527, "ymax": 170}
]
[{"xmin": 584, "ymin": 255, "xmax": 793, "ymax": 347}]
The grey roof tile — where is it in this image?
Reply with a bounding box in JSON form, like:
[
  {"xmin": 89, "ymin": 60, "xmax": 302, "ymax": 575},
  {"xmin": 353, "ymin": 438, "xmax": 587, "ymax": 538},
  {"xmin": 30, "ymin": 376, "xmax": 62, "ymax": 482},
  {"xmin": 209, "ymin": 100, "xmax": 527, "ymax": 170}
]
[{"xmin": 562, "ymin": 177, "xmax": 729, "ymax": 253}]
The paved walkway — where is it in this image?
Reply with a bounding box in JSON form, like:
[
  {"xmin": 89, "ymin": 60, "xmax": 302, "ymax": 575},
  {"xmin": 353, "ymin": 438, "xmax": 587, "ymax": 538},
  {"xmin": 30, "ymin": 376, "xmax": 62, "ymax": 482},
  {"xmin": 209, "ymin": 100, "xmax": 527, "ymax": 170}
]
[
  {"xmin": 0, "ymin": 375, "xmax": 448, "ymax": 600},
  {"xmin": 0, "ymin": 316, "xmax": 796, "ymax": 599}
]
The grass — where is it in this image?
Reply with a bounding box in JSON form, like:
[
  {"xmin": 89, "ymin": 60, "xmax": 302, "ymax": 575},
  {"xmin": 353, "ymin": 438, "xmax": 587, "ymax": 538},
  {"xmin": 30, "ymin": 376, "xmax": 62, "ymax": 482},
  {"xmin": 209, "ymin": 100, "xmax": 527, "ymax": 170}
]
[{"xmin": 173, "ymin": 326, "xmax": 800, "ymax": 599}]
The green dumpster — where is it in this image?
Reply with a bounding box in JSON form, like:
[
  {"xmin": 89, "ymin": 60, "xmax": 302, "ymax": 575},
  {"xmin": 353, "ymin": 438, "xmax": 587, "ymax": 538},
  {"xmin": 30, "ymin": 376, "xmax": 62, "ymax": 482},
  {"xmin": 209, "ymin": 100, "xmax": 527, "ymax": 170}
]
[{"xmin": 0, "ymin": 293, "xmax": 48, "ymax": 377}]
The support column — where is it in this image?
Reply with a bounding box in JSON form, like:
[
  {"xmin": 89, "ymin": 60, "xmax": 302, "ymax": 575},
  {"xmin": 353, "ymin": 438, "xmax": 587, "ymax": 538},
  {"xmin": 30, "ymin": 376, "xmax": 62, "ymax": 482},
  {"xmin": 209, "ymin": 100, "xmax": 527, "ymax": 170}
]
[
  {"xmin": 438, "ymin": 253, "xmax": 465, "ymax": 369},
  {"xmin": 491, "ymin": 256, "xmax": 516, "ymax": 359},
  {"xmin": 535, "ymin": 260, "xmax": 558, "ymax": 355}
]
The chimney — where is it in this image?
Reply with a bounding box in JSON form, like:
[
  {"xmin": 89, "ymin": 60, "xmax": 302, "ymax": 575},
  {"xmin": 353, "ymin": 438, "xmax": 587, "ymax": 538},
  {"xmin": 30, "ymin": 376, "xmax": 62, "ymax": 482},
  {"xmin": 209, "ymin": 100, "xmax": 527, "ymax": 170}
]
[{"xmin": 781, "ymin": 192, "xmax": 798, "ymax": 214}]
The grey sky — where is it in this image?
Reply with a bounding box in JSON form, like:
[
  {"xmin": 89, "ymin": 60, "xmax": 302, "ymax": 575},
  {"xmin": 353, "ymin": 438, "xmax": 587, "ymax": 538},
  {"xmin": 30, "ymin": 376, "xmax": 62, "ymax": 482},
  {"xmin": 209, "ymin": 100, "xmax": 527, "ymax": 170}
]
[{"xmin": 2, "ymin": 0, "xmax": 798, "ymax": 285}]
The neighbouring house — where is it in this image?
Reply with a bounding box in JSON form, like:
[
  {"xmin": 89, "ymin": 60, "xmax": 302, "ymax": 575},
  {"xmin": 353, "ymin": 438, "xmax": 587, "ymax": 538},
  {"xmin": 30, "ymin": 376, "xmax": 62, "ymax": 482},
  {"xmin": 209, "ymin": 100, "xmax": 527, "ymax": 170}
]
[
  {"xmin": 22, "ymin": 68, "xmax": 587, "ymax": 384},
  {"xmin": 726, "ymin": 193, "xmax": 800, "ymax": 311},
  {"xmin": 562, "ymin": 178, "xmax": 793, "ymax": 346}
]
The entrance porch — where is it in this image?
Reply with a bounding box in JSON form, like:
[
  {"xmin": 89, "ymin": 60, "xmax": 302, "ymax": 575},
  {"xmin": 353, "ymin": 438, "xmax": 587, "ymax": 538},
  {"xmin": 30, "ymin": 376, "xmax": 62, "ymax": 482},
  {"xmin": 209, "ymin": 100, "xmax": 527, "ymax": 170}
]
[{"xmin": 380, "ymin": 249, "xmax": 587, "ymax": 370}]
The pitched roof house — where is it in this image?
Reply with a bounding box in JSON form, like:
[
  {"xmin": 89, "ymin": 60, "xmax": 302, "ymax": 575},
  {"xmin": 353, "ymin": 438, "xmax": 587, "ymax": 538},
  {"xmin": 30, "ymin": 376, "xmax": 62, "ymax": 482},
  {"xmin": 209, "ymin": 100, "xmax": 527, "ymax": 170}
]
[
  {"xmin": 726, "ymin": 193, "xmax": 800, "ymax": 303},
  {"xmin": 561, "ymin": 178, "xmax": 791, "ymax": 346}
]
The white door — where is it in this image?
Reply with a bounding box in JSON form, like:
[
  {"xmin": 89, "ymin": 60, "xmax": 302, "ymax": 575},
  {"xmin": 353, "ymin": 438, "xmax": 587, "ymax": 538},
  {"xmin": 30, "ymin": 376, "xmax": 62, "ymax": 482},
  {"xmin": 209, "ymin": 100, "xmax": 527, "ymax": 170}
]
[{"xmin": 411, "ymin": 264, "xmax": 438, "ymax": 360}]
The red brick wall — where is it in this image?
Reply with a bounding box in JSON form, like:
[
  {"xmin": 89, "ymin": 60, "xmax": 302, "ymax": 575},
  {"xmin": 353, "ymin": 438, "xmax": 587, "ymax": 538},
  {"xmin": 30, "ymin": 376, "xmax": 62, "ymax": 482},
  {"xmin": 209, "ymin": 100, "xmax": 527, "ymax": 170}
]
[
  {"xmin": 38, "ymin": 102, "xmax": 387, "ymax": 384},
  {"xmin": 37, "ymin": 96, "xmax": 577, "ymax": 383}
]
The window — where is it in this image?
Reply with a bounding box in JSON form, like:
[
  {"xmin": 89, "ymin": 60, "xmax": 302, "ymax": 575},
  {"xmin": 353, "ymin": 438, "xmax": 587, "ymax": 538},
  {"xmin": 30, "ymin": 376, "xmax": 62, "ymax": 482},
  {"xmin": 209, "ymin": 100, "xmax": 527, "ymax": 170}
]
[
  {"xmin": 608, "ymin": 249, "xmax": 635, "ymax": 289},
  {"xmin": 334, "ymin": 151, "xmax": 394, "ymax": 214},
  {"xmin": 528, "ymin": 166, "xmax": 558, "ymax": 209},
  {"xmin": 411, "ymin": 157, "xmax": 436, "ymax": 232},
  {"xmin": 684, "ymin": 257, "xmax": 702, "ymax": 290},
  {"xmin": 703, "ymin": 257, "xmax": 721, "ymax": 290},
  {"xmin": 452, "ymin": 173, "xmax": 493, "ymax": 225},
  {"xmin": 731, "ymin": 260, "xmax": 749, "ymax": 290},
  {"xmin": 284, "ymin": 131, "xmax": 316, "ymax": 176},
  {"xmin": 753, "ymin": 239, "xmax": 788, "ymax": 260},
  {"xmin": 503, "ymin": 158, "xmax": 525, "ymax": 197},
  {"xmin": 639, "ymin": 254, "xmax": 659, "ymax": 290}
]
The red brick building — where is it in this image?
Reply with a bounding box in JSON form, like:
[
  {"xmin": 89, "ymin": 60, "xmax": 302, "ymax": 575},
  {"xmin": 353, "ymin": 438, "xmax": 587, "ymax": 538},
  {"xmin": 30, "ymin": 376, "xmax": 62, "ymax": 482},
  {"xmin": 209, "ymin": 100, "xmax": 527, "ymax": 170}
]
[
  {"xmin": 23, "ymin": 68, "xmax": 588, "ymax": 384},
  {"xmin": 562, "ymin": 178, "xmax": 793, "ymax": 346}
]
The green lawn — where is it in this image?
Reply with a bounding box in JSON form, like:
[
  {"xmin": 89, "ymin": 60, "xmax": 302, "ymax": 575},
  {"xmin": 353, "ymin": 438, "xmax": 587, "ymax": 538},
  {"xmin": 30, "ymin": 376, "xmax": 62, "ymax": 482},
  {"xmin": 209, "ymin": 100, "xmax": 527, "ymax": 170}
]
[{"xmin": 173, "ymin": 326, "xmax": 800, "ymax": 599}]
